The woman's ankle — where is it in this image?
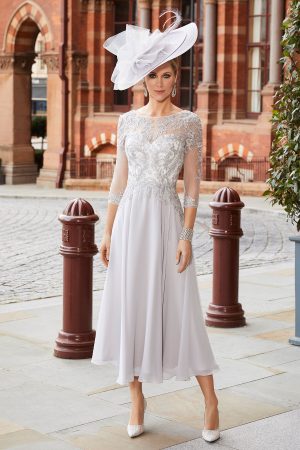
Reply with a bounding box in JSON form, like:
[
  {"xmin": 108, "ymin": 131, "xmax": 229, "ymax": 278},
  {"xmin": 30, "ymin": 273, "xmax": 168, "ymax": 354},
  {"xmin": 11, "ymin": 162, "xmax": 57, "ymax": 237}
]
[
  {"xmin": 204, "ymin": 395, "xmax": 218, "ymax": 408},
  {"xmin": 130, "ymin": 391, "xmax": 144, "ymax": 401}
]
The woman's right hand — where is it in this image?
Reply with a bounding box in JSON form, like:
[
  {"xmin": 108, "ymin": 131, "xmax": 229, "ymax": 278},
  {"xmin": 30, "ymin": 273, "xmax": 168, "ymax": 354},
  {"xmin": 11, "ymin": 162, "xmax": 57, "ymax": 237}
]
[{"xmin": 99, "ymin": 232, "xmax": 111, "ymax": 267}]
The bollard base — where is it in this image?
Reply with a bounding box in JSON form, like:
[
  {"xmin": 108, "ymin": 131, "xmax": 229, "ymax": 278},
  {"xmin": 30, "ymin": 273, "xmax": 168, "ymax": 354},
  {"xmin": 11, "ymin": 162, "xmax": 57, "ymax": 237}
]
[
  {"xmin": 205, "ymin": 302, "xmax": 246, "ymax": 328},
  {"xmin": 289, "ymin": 336, "xmax": 300, "ymax": 346},
  {"xmin": 54, "ymin": 329, "xmax": 96, "ymax": 359}
]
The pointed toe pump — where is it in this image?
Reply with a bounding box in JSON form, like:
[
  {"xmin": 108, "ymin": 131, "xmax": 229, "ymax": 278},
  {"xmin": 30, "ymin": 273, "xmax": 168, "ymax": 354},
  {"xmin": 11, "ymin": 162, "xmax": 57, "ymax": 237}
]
[
  {"xmin": 127, "ymin": 396, "xmax": 147, "ymax": 438},
  {"xmin": 202, "ymin": 407, "xmax": 220, "ymax": 443}
]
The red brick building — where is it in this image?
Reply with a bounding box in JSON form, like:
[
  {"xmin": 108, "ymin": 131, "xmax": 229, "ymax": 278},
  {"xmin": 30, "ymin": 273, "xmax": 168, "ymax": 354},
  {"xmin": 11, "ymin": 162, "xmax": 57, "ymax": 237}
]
[{"xmin": 0, "ymin": 1, "xmax": 290, "ymax": 193}]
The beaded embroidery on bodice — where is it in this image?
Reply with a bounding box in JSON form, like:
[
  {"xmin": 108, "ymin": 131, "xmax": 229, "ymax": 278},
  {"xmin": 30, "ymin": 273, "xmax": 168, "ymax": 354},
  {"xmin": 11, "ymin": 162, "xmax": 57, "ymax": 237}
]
[{"xmin": 108, "ymin": 109, "xmax": 202, "ymax": 221}]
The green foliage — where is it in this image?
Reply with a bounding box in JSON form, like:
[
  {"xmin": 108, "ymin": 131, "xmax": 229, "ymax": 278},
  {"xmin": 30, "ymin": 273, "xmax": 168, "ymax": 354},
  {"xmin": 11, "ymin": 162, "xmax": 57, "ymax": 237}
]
[
  {"xmin": 31, "ymin": 115, "xmax": 47, "ymax": 138},
  {"xmin": 264, "ymin": 0, "xmax": 300, "ymax": 231}
]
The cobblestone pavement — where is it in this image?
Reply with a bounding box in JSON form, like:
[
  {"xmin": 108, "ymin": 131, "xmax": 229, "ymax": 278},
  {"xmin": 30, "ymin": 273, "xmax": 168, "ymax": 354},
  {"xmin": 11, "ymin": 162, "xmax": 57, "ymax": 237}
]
[{"xmin": 0, "ymin": 196, "xmax": 296, "ymax": 304}]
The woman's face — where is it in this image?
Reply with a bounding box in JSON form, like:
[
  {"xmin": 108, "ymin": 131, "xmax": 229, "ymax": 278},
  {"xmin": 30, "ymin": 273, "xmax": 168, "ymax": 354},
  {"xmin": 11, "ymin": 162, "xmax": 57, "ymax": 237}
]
[{"xmin": 143, "ymin": 62, "xmax": 177, "ymax": 101}]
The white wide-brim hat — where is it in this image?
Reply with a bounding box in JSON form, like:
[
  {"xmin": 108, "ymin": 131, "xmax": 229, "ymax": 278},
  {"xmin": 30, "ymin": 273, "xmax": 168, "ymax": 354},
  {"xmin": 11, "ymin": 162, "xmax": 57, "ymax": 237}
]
[{"xmin": 103, "ymin": 9, "xmax": 198, "ymax": 90}]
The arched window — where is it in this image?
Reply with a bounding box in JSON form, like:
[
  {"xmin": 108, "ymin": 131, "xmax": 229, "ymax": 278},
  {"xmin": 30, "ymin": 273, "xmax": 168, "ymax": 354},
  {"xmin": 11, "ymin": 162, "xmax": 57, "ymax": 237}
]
[
  {"xmin": 112, "ymin": 0, "xmax": 137, "ymax": 111},
  {"xmin": 246, "ymin": 0, "xmax": 270, "ymax": 116}
]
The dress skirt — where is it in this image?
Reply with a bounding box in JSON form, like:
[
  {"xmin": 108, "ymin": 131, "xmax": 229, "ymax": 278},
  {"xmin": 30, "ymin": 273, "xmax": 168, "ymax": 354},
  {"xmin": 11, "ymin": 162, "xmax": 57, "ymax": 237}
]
[{"xmin": 91, "ymin": 186, "xmax": 220, "ymax": 385}]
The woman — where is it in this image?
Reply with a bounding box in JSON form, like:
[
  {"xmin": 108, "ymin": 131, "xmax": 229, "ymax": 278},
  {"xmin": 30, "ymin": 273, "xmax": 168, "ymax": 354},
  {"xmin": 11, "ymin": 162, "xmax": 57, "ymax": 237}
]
[{"xmin": 91, "ymin": 9, "xmax": 220, "ymax": 443}]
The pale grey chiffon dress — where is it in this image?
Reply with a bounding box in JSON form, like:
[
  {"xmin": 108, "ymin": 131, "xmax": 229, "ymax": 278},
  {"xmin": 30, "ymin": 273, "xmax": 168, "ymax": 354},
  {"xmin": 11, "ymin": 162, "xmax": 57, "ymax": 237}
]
[{"xmin": 91, "ymin": 109, "xmax": 220, "ymax": 385}]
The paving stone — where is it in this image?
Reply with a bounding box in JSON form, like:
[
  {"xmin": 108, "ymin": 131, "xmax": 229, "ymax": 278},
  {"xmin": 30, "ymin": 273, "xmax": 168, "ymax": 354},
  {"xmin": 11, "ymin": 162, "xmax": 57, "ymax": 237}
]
[
  {"xmin": 0, "ymin": 197, "xmax": 296, "ymax": 304},
  {"xmin": 165, "ymin": 408, "xmax": 300, "ymax": 450},
  {"xmin": 50, "ymin": 413, "xmax": 204, "ymax": 450},
  {"xmin": 0, "ymin": 429, "xmax": 80, "ymax": 450},
  {"xmin": 0, "ymin": 380, "xmax": 128, "ymax": 434}
]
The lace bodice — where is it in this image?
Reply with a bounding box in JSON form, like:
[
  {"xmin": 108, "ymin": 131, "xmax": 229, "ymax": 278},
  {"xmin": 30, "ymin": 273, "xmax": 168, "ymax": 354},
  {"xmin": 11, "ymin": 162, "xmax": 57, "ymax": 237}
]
[{"xmin": 108, "ymin": 109, "xmax": 202, "ymax": 219}]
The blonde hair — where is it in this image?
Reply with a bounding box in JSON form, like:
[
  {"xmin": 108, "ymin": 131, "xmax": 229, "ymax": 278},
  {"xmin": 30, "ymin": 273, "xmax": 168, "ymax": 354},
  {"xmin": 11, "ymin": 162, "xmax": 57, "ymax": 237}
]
[
  {"xmin": 143, "ymin": 56, "xmax": 180, "ymax": 83},
  {"xmin": 169, "ymin": 56, "xmax": 180, "ymax": 76}
]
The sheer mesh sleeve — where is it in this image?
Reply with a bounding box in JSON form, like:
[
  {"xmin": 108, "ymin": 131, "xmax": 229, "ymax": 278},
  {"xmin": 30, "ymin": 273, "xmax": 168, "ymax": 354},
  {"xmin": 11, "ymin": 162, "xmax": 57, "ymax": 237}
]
[
  {"xmin": 183, "ymin": 114, "xmax": 202, "ymax": 209},
  {"xmin": 108, "ymin": 114, "xmax": 128, "ymax": 205}
]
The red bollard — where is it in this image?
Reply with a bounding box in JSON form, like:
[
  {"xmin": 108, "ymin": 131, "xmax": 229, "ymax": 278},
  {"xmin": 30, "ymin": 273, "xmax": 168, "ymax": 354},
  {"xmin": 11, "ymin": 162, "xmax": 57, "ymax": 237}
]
[
  {"xmin": 54, "ymin": 198, "xmax": 99, "ymax": 358},
  {"xmin": 206, "ymin": 187, "xmax": 246, "ymax": 328}
]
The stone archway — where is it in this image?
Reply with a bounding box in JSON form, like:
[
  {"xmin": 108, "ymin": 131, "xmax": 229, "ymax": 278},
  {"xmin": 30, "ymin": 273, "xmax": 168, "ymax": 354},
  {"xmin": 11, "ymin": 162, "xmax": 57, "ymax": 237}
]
[
  {"xmin": 83, "ymin": 130, "xmax": 117, "ymax": 157},
  {"xmin": 217, "ymin": 156, "xmax": 255, "ymax": 182},
  {"xmin": 3, "ymin": 2, "xmax": 53, "ymax": 53},
  {"xmin": 205, "ymin": 143, "xmax": 256, "ymax": 182},
  {"xmin": 82, "ymin": 132, "xmax": 118, "ymax": 180},
  {"xmin": 215, "ymin": 143, "xmax": 254, "ymax": 163},
  {"xmin": 0, "ymin": 1, "xmax": 55, "ymax": 184}
]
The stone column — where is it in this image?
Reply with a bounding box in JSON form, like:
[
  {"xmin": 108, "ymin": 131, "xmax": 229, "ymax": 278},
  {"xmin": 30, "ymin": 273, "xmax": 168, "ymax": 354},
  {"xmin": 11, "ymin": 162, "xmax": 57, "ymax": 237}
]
[
  {"xmin": 37, "ymin": 52, "xmax": 88, "ymax": 188},
  {"xmin": 0, "ymin": 53, "xmax": 38, "ymax": 184},
  {"xmin": 36, "ymin": 53, "xmax": 63, "ymax": 187},
  {"xmin": 99, "ymin": 0, "xmax": 115, "ymax": 112},
  {"xmin": 203, "ymin": 0, "xmax": 217, "ymax": 84},
  {"xmin": 196, "ymin": 0, "xmax": 219, "ymax": 130},
  {"xmin": 269, "ymin": 0, "xmax": 285, "ymax": 84},
  {"xmin": 132, "ymin": 0, "xmax": 151, "ymax": 109},
  {"xmin": 71, "ymin": 53, "xmax": 89, "ymax": 162},
  {"xmin": 139, "ymin": 1, "xmax": 151, "ymax": 28},
  {"xmin": 259, "ymin": 0, "xmax": 284, "ymax": 120},
  {"xmin": 85, "ymin": 0, "xmax": 101, "ymax": 114}
]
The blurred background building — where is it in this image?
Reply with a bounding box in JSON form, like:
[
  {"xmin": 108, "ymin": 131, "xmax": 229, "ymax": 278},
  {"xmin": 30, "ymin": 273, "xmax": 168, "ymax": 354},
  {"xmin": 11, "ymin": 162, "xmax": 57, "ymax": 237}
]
[{"xmin": 0, "ymin": 1, "xmax": 290, "ymax": 194}]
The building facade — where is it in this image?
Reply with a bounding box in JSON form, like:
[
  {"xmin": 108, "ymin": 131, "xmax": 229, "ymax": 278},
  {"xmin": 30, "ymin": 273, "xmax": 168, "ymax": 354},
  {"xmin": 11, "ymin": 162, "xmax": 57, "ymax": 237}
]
[{"xmin": 0, "ymin": 0, "xmax": 290, "ymax": 192}]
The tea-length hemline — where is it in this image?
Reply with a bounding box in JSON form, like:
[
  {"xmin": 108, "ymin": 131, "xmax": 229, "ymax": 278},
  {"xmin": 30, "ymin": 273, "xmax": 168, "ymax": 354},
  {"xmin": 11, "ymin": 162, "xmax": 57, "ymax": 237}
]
[
  {"xmin": 91, "ymin": 359, "xmax": 221, "ymax": 385},
  {"xmin": 91, "ymin": 109, "xmax": 220, "ymax": 386}
]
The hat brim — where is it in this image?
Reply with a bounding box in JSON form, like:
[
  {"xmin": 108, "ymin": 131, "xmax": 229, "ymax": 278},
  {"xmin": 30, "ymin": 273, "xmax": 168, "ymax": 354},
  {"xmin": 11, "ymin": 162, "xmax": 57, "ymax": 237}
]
[
  {"xmin": 113, "ymin": 22, "xmax": 198, "ymax": 90},
  {"xmin": 104, "ymin": 25, "xmax": 150, "ymax": 56}
]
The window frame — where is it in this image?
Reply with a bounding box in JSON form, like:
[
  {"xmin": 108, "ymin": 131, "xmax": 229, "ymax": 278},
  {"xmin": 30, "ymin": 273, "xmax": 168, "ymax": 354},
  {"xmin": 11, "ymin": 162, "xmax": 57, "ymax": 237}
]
[
  {"xmin": 245, "ymin": 0, "xmax": 271, "ymax": 118},
  {"xmin": 178, "ymin": 0, "xmax": 203, "ymax": 111},
  {"xmin": 112, "ymin": 0, "xmax": 137, "ymax": 112}
]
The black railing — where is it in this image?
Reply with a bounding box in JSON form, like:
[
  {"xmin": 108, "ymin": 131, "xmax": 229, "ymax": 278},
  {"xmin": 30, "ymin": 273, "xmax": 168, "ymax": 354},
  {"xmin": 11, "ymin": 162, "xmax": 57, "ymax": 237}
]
[
  {"xmin": 69, "ymin": 156, "xmax": 270, "ymax": 183},
  {"xmin": 201, "ymin": 156, "xmax": 270, "ymax": 183},
  {"xmin": 70, "ymin": 157, "xmax": 115, "ymax": 179}
]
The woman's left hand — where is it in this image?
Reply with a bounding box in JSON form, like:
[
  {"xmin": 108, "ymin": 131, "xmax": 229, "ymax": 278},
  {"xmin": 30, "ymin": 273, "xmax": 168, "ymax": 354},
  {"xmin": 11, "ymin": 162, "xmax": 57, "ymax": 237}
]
[{"xmin": 176, "ymin": 239, "xmax": 192, "ymax": 273}]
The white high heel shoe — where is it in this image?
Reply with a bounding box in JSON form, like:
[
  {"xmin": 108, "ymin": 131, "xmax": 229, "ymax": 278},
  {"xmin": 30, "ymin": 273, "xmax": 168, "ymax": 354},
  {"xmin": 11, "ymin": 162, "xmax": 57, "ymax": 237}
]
[
  {"xmin": 127, "ymin": 396, "xmax": 147, "ymax": 438},
  {"xmin": 202, "ymin": 406, "xmax": 220, "ymax": 442}
]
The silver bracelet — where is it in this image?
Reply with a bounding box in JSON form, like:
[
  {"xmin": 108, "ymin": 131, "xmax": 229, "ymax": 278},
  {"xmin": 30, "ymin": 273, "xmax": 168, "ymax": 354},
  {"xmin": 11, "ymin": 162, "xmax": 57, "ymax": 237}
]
[
  {"xmin": 179, "ymin": 227, "xmax": 193, "ymax": 241},
  {"xmin": 107, "ymin": 190, "xmax": 124, "ymax": 205}
]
